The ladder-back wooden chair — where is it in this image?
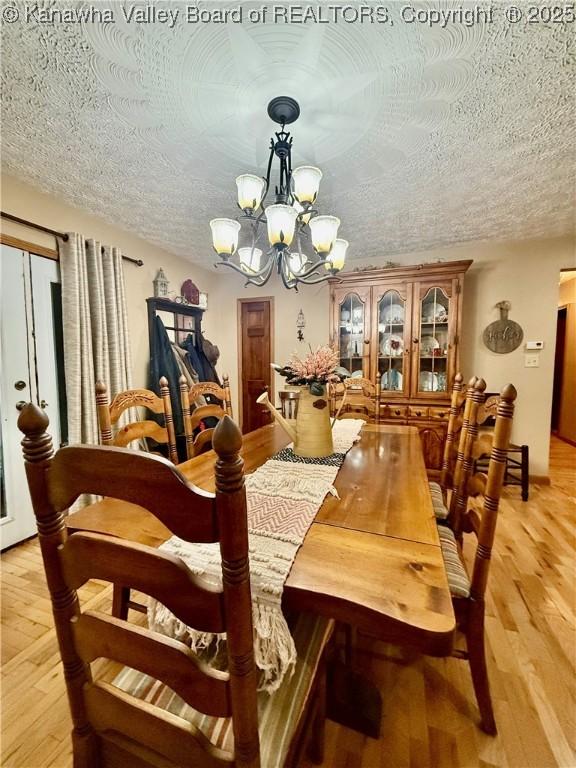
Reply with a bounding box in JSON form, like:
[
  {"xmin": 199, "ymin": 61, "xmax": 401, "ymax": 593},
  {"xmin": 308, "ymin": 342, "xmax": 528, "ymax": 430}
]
[
  {"xmin": 476, "ymin": 393, "xmax": 529, "ymax": 501},
  {"xmin": 96, "ymin": 378, "xmax": 179, "ymax": 619},
  {"xmin": 96, "ymin": 378, "xmax": 178, "ymax": 464},
  {"xmin": 428, "ymin": 373, "xmax": 465, "ymax": 520},
  {"xmin": 328, "ymin": 381, "xmax": 345, "ymax": 418},
  {"xmin": 428, "ymin": 375, "xmax": 486, "ymax": 526},
  {"xmin": 18, "ymin": 406, "xmax": 332, "ymax": 768},
  {"xmin": 337, "ymin": 377, "xmax": 380, "ymax": 422},
  {"xmin": 447, "ymin": 377, "xmax": 487, "ymax": 538},
  {"xmin": 435, "ymin": 384, "xmax": 517, "ymax": 735},
  {"xmin": 180, "ymin": 376, "xmax": 233, "ymax": 459}
]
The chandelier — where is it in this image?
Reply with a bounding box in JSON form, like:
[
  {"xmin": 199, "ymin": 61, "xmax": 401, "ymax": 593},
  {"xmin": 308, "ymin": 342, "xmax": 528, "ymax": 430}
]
[{"xmin": 210, "ymin": 96, "xmax": 348, "ymax": 290}]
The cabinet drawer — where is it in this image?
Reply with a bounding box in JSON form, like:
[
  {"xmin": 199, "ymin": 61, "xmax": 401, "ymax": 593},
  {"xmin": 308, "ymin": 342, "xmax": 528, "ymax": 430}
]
[
  {"xmin": 429, "ymin": 406, "xmax": 450, "ymax": 421},
  {"xmin": 408, "ymin": 406, "xmax": 429, "ymax": 419},
  {"xmin": 383, "ymin": 405, "xmax": 408, "ymax": 419}
]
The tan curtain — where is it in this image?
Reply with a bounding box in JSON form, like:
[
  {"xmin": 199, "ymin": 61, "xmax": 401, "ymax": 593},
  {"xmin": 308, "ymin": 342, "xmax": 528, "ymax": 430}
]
[{"xmin": 59, "ymin": 234, "xmax": 134, "ymax": 445}]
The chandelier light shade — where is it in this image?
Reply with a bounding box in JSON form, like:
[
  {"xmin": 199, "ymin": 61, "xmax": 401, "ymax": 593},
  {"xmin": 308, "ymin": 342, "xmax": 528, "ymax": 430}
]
[
  {"xmin": 266, "ymin": 204, "xmax": 298, "ymax": 248},
  {"xmin": 210, "ymin": 218, "xmax": 241, "ymax": 257},
  {"xmin": 292, "ymin": 165, "xmax": 323, "ymax": 204},
  {"xmin": 309, "ymin": 215, "xmax": 341, "ymax": 255},
  {"xmin": 325, "ymin": 238, "xmax": 349, "ymax": 271},
  {"xmin": 211, "ymin": 96, "xmax": 349, "ymax": 290},
  {"xmin": 236, "ymin": 174, "xmax": 266, "ymax": 212},
  {"xmin": 289, "ymin": 252, "xmax": 307, "ymax": 275},
  {"xmin": 238, "ymin": 246, "xmax": 262, "ymax": 273}
]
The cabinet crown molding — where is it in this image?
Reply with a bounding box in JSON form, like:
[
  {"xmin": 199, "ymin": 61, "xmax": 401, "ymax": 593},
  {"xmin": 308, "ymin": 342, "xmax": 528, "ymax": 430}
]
[{"xmin": 329, "ymin": 259, "xmax": 473, "ymax": 285}]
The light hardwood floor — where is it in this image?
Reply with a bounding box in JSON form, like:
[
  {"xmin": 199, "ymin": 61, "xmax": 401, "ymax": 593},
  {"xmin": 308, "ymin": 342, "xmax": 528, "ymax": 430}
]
[{"xmin": 2, "ymin": 438, "xmax": 575, "ymax": 767}]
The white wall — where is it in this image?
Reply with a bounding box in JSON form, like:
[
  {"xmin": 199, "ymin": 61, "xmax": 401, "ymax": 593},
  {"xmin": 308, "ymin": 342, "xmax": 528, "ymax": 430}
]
[
  {"xmin": 1, "ymin": 174, "xmax": 218, "ymax": 387},
  {"xmin": 212, "ymin": 236, "xmax": 575, "ymax": 477}
]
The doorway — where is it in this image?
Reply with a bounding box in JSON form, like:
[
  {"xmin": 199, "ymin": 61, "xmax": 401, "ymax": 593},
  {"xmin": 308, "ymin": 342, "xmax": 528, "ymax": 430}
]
[
  {"xmin": 238, "ymin": 298, "xmax": 273, "ymax": 433},
  {"xmin": 551, "ymin": 307, "xmax": 566, "ymax": 433},
  {"xmin": 552, "ymin": 271, "xmax": 576, "ymax": 445},
  {"xmin": 0, "ymin": 245, "xmax": 62, "ymax": 549}
]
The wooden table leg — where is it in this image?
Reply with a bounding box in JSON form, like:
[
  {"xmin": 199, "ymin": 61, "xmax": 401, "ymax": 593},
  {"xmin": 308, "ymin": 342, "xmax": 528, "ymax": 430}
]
[{"xmin": 326, "ymin": 624, "xmax": 382, "ymax": 739}]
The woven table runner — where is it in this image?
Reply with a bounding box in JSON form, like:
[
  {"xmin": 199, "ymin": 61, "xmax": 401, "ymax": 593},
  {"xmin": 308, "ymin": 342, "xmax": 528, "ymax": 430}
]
[{"xmin": 148, "ymin": 418, "xmax": 365, "ymax": 692}]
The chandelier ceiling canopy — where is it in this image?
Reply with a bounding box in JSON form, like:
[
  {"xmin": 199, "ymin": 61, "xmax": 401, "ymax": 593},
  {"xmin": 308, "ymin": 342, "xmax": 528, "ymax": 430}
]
[{"xmin": 210, "ymin": 96, "xmax": 348, "ymax": 290}]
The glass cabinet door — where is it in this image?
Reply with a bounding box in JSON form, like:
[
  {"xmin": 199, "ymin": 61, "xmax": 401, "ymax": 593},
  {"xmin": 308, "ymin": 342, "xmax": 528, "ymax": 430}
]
[
  {"xmin": 415, "ymin": 285, "xmax": 451, "ymax": 395},
  {"xmin": 375, "ymin": 289, "xmax": 408, "ymax": 395},
  {"xmin": 334, "ymin": 289, "xmax": 369, "ymax": 378}
]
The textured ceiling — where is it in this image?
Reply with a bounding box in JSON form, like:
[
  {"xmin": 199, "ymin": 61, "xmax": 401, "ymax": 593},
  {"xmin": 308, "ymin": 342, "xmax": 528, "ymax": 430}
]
[{"xmin": 1, "ymin": 1, "xmax": 575, "ymax": 266}]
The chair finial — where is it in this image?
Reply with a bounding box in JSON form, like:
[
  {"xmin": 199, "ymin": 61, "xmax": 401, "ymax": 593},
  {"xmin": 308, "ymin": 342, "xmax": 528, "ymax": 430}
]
[
  {"xmin": 18, "ymin": 404, "xmax": 53, "ymax": 464},
  {"xmin": 95, "ymin": 380, "xmax": 107, "ymax": 395},
  {"xmin": 213, "ymin": 414, "xmax": 242, "ymax": 457},
  {"xmin": 500, "ymin": 383, "xmax": 517, "ymax": 402},
  {"xmin": 17, "ymin": 403, "xmax": 49, "ymax": 436},
  {"xmin": 475, "ymin": 378, "xmax": 487, "ymax": 393}
]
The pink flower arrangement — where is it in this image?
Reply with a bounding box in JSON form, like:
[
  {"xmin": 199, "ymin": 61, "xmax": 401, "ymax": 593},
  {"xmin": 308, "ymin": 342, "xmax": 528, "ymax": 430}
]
[
  {"xmin": 274, "ymin": 345, "xmax": 347, "ymax": 392},
  {"xmin": 288, "ymin": 345, "xmax": 340, "ymax": 383}
]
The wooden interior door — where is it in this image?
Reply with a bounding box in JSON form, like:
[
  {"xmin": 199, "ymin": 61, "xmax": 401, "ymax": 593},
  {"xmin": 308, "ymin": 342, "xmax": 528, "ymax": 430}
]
[{"xmin": 239, "ymin": 299, "xmax": 273, "ymax": 433}]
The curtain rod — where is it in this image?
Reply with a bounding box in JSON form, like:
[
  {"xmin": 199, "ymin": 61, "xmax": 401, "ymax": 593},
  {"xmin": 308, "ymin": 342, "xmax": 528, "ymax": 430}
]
[{"xmin": 0, "ymin": 211, "xmax": 144, "ymax": 266}]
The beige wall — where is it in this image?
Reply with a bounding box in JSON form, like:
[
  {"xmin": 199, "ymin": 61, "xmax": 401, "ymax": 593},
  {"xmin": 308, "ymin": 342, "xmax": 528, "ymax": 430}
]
[
  {"xmin": 212, "ymin": 236, "xmax": 575, "ymax": 477},
  {"xmin": 557, "ymin": 276, "xmax": 576, "ymax": 442},
  {"xmin": 3, "ymin": 173, "xmax": 574, "ymax": 475},
  {"xmin": 207, "ymin": 273, "xmax": 331, "ymax": 419},
  {"xmin": 1, "ymin": 174, "xmax": 218, "ymax": 387}
]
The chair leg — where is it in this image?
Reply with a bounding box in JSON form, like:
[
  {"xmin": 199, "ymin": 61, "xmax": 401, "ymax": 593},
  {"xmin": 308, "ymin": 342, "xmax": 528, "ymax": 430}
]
[
  {"xmin": 307, "ymin": 656, "xmax": 327, "ymax": 765},
  {"xmin": 466, "ymin": 601, "xmax": 497, "ymax": 735},
  {"xmin": 521, "ymin": 444, "xmax": 529, "ymax": 502},
  {"xmin": 112, "ymin": 585, "xmax": 130, "ymax": 621}
]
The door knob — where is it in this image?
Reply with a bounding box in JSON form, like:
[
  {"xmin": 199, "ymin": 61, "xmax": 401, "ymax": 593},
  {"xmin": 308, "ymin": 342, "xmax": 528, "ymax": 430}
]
[
  {"xmin": 15, "ymin": 401, "xmax": 27, "ymax": 411},
  {"xmin": 40, "ymin": 400, "xmax": 49, "ymax": 409}
]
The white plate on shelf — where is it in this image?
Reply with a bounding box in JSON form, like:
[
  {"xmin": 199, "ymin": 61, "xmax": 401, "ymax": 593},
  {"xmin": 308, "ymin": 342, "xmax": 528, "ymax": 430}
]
[
  {"xmin": 420, "ymin": 336, "xmax": 439, "ymax": 356},
  {"xmin": 350, "ymin": 370, "xmax": 364, "ymax": 379},
  {"xmin": 381, "ymin": 334, "xmax": 403, "ymax": 356},
  {"xmin": 419, "ymin": 371, "xmax": 439, "ymax": 392},
  {"xmin": 381, "ymin": 369, "xmax": 403, "ymax": 391},
  {"xmin": 423, "ymin": 304, "xmax": 448, "ymax": 323},
  {"xmin": 382, "ymin": 303, "xmax": 404, "ymax": 324}
]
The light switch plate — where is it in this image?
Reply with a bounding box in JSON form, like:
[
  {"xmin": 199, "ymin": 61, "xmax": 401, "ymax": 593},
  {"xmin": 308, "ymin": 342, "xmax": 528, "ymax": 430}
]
[
  {"xmin": 526, "ymin": 341, "xmax": 544, "ymax": 350},
  {"xmin": 524, "ymin": 354, "xmax": 540, "ymax": 368}
]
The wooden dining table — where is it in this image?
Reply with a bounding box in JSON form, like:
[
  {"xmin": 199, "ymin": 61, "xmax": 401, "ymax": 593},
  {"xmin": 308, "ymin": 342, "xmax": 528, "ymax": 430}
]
[{"xmin": 66, "ymin": 422, "xmax": 455, "ymax": 657}]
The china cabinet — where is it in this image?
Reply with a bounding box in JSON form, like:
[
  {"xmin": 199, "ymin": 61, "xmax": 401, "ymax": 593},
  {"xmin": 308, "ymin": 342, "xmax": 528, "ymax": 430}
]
[{"xmin": 330, "ymin": 260, "xmax": 472, "ymax": 476}]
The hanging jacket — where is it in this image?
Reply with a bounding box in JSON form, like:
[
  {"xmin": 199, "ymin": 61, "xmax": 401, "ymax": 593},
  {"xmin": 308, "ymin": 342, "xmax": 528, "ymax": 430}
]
[
  {"xmin": 180, "ymin": 334, "xmax": 220, "ymax": 385},
  {"xmin": 148, "ymin": 315, "xmax": 184, "ymax": 435}
]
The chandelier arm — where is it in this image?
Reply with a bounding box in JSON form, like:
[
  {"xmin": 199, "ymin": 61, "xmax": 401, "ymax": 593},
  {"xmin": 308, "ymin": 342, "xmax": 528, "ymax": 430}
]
[
  {"xmin": 292, "ymin": 257, "xmax": 333, "ymax": 281},
  {"xmin": 215, "ymin": 257, "xmax": 273, "ymax": 282},
  {"xmin": 296, "ymin": 271, "xmax": 341, "ymax": 285},
  {"xmin": 279, "ymin": 263, "xmax": 298, "ymax": 291},
  {"xmin": 225, "ymin": 246, "xmax": 276, "ymax": 281},
  {"xmin": 245, "ymin": 249, "xmax": 276, "ymax": 279},
  {"xmin": 244, "ymin": 256, "xmax": 276, "ymax": 287}
]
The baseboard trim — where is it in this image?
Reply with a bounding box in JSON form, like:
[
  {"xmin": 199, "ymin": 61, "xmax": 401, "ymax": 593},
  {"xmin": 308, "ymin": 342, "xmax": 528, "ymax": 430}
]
[
  {"xmin": 529, "ymin": 475, "xmax": 551, "ymax": 486},
  {"xmin": 554, "ymin": 435, "xmax": 576, "ymax": 448}
]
